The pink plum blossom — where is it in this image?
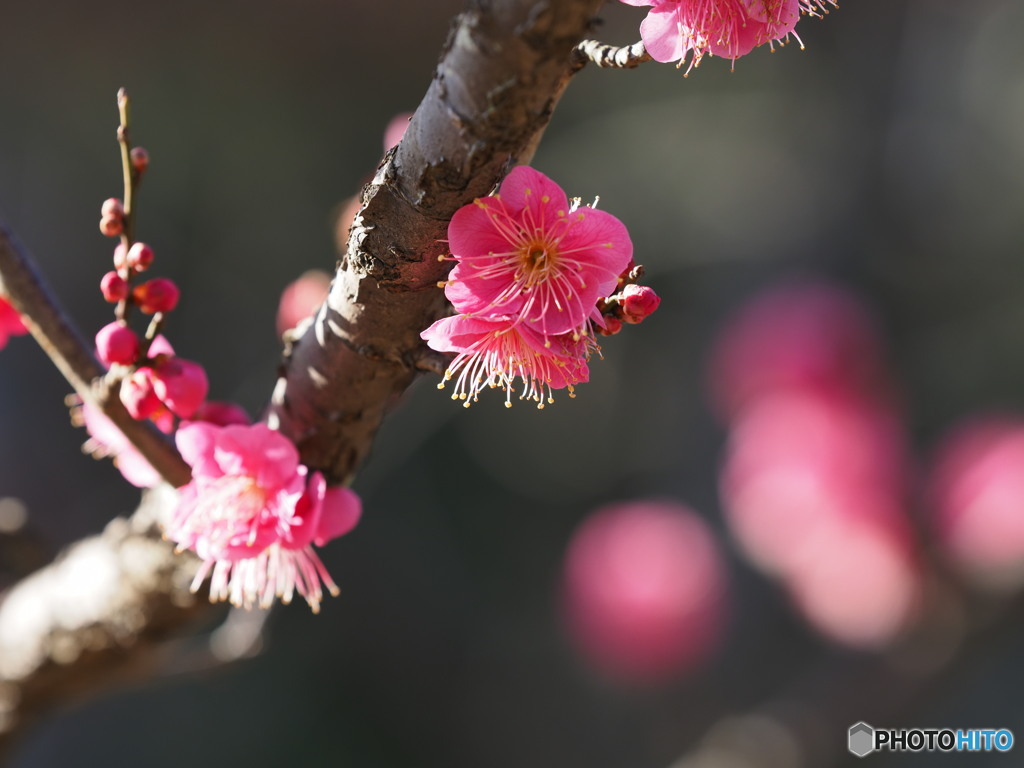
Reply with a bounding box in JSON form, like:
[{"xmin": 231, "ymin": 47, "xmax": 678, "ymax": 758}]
[
  {"xmin": 445, "ymin": 166, "xmax": 632, "ymax": 337},
  {"xmin": 276, "ymin": 269, "xmax": 331, "ymax": 336},
  {"xmin": 619, "ymin": 0, "xmax": 800, "ymax": 70},
  {"xmin": 563, "ymin": 500, "xmax": 728, "ymax": 682},
  {"xmin": 167, "ymin": 422, "xmax": 361, "ymax": 612},
  {"xmin": 708, "ymin": 280, "xmax": 887, "ymax": 420},
  {"xmin": 0, "ymin": 295, "xmax": 28, "ymax": 350},
  {"xmin": 421, "ymin": 314, "xmax": 592, "ymax": 408}
]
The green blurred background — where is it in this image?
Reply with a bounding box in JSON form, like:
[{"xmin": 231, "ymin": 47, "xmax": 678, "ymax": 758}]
[{"xmin": 3, "ymin": 1, "xmax": 1024, "ymax": 766}]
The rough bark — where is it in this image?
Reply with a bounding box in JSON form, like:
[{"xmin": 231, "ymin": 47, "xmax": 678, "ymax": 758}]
[
  {"xmin": 0, "ymin": 0, "xmax": 604, "ymax": 753},
  {"xmin": 269, "ymin": 0, "xmax": 605, "ymax": 482}
]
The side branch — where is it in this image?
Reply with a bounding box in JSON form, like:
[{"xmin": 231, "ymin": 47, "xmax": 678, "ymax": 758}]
[
  {"xmin": 269, "ymin": 0, "xmax": 607, "ymax": 482},
  {"xmin": 572, "ymin": 39, "xmax": 651, "ymax": 69},
  {"xmin": 0, "ymin": 225, "xmax": 191, "ymax": 488}
]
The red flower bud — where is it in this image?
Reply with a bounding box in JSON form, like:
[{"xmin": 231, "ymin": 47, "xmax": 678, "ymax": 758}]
[
  {"xmin": 100, "ymin": 271, "xmax": 129, "ymax": 303},
  {"xmin": 133, "ymin": 278, "xmax": 180, "ymax": 314},
  {"xmin": 120, "ymin": 368, "xmax": 162, "ymax": 420},
  {"xmin": 151, "ymin": 357, "xmax": 209, "ymax": 418},
  {"xmin": 621, "ymin": 284, "xmax": 661, "ymax": 324},
  {"xmin": 99, "ymin": 216, "xmax": 123, "ymax": 237},
  {"xmin": 101, "ymin": 198, "xmax": 124, "ymax": 218},
  {"xmin": 130, "ymin": 146, "xmax": 150, "ymax": 174},
  {"xmin": 95, "ymin": 322, "xmax": 140, "ymax": 366},
  {"xmin": 597, "ymin": 315, "xmax": 623, "ymax": 336},
  {"xmin": 126, "ymin": 242, "xmax": 155, "ymax": 272}
]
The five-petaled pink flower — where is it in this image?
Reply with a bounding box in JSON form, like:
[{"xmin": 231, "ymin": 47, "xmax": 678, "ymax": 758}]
[
  {"xmin": 167, "ymin": 422, "xmax": 361, "ymax": 612},
  {"xmin": 0, "ymin": 295, "xmax": 28, "ymax": 350},
  {"xmin": 445, "ymin": 165, "xmax": 632, "ymax": 337},
  {"xmin": 619, "ymin": 0, "xmax": 829, "ymax": 71},
  {"xmin": 421, "ymin": 314, "xmax": 592, "ymax": 408}
]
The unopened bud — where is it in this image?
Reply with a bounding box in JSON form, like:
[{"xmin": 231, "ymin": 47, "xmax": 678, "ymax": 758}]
[
  {"xmin": 100, "ymin": 271, "xmax": 129, "ymax": 303},
  {"xmin": 95, "ymin": 322, "xmax": 140, "ymax": 366},
  {"xmin": 126, "ymin": 242, "xmax": 155, "ymax": 272},
  {"xmin": 130, "ymin": 146, "xmax": 149, "ymax": 174},
  {"xmin": 133, "ymin": 278, "xmax": 180, "ymax": 314},
  {"xmin": 120, "ymin": 368, "xmax": 161, "ymax": 420},
  {"xmin": 621, "ymin": 284, "xmax": 661, "ymax": 324},
  {"xmin": 597, "ymin": 315, "xmax": 623, "ymax": 336},
  {"xmin": 99, "ymin": 216, "xmax": 123, "ymax": 237},
  {"xmin": 101, "ymin": 198, "xmax": 124, "ymax": 218},
  {"xmin": 151, "ymin": 357, "xmax": 209, "ymax": 418},
  {"xmin": 113, "ymin": 243, "xmax": 128, "ymax": 270}
]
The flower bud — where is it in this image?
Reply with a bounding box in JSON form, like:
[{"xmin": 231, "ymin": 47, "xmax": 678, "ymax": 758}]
[
  {"xmin": 133, "ymin": 278, "xmax": 180, "ymax": 314},
  {"xmin": 113, "ymin": 243, "xmax": 128, "ymax": 270},
  {"xmin": 99, "ymin": 216, "xmax": 123, "ymax": 237},
  {"xmin": 126, "ymin": 242, "xmax": 155, "ymax": 272},
  {"xmin": 597, "ymin": 315, "xmax": 623, "ymax": 336},
  {"xmin": 151, "ymin": 357, "xmax": 209, "ymax": 418},
  {"xmin": 100, "ymin": 271, "xmax": 129, "ymax": 303},
  {"xmin": 120, "ymin": 368, "xmax": 162, "ymax": 420},
  {"xmin": 101, "ymin": 198, "xmax": 124, "ymax": 218},
  {"xmin": 130, "ymin": 146, "xmax": 149, "ymax": 174},
  {"xmin": 95, "ymin": 322, "xmax": 140, "ymax": 366},
  {"xmin": 621, "ymin": 284, "xmax": 661, "ymax": 324}
]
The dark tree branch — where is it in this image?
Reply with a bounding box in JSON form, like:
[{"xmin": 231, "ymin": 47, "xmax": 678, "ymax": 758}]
[{"xmin": 268, "ymin": 0, "xmax": 606, "ymax": 483}]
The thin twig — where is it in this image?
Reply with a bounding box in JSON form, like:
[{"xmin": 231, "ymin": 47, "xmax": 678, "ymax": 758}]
[
  {"xmin": 572, "ymin": 39, "xmax": 651, "ymax": 70},
  {"xmin": 0, "ymin": 225, "xmax": 192, "ymax": 488}
]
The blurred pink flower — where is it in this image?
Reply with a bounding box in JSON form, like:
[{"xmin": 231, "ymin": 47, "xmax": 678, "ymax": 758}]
[
  {"xmin": 928, "ymin": 417, "xmax": 1024, "ymax": 590},
  {"xmin": 80, "ymin": 404, "xmax": 166, "ymax": 489},
  {"xmin": 708, "ymin": 280, "xmax": 886, "ymax": 420},
  {"xmin": 619, "ymin": 0, "xmax": 801, "ymax": 70},
  {"xmin": 276, "ymin": 269, "xmax": 331, "ymax": 336},
  {"xmin": 563, "ymin": 500, "xmax": 728, "ymax": 683},
  {"xmin": 383, "ymin": 111, "xmax": 413, "ymax": 150},
  {"xmin": 446, "ymin": 166, "xmax": 632, "ymax": 337},
  {"xmin": 0, "ymin": 295, "xmax": 28, "ymax": 349},
  {"xmin": 421, "ymin": 314, "xmax": 591, "ymax": 408},
  {"xmin": 785, "ymin": 517, "xmax": 922, "ymax": 648},
  {"xmin": 168, "ymin": 422, "xmax": 361, "ymax": 612}
]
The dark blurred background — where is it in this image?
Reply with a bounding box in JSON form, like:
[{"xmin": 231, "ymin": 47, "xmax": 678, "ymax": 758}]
[{"xmin": 3, "ymin": 1, "xmax": 1024, "ymax": 766}]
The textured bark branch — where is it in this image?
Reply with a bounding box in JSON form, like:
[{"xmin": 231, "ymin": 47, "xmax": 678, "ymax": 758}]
[
  {"xmin": 0, "ymin": 488, "xmax": 208, "ymax": 752},
  {"xmin": 0, "ymin": 0, "xmax": 606, "ymax": 752},
  {"xmin": 268, "ymin": 0, "xmax": 605, "ymax": 482},
  {"xmin": 0, "ymin": 226, "xmax": 192, "ymax": 488},
  {"xmin": 573, "ymin": 39, "xmax": 650, "ymax": 69}
]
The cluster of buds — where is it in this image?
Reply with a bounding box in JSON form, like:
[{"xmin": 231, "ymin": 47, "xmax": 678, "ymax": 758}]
[
  {"xmin": 91, "ymin": 115, "xmax": 209, "ymax": 442},
  {"xmin": 594, "ymin": 262, "xmax": 661, "ymax": 337}
]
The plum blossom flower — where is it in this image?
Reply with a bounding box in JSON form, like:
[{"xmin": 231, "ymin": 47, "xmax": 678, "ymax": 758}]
[
  {"xmin": 619, "ymin": 0, "xmax": 829, "ymax": 71},
  {"xmin": 421, "ymin": 314, "xmax": 592, "ymax": 408},
  {"xmin": 0, "ymin": 295, "xmax": 28, "ymax": 350},
  {"xmin": 445, "ymin": 166, "xmax": 632, "ymax": 337},
  {"xmin": 167, "ymin": 422, "xmax": 361, "ymax": 612}
]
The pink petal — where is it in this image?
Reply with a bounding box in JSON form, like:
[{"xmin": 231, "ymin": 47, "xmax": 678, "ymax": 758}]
[
  {"xmin": 448, "ymin": 200, "xmax": 520, "ymax": 263},
  {"xmin": 617, "ymin": 0, "xmax": 657, "ymax": 5},
  {"xmin": 175, "ymin": 421, "xmax": 224, "ymax": 479},
  {"xmin": 496, "ymin": 165, "xmax": 570, "ymax": 215},
  {"xmin": 314, "ymin": 486, "xmax": 362, "ymax": 546},
  {"xmin": 213, "ymin": 423, "xmax": 300, "ymax": 491},
  {"xmin": 640, "ymin": 6, "xmax": 685, "ymax": 63}
]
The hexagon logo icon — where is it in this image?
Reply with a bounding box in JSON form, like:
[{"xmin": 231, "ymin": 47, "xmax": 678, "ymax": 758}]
[{"xmin": 848, "ymin": 722, "xmax": 875, "ymax": 758}]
